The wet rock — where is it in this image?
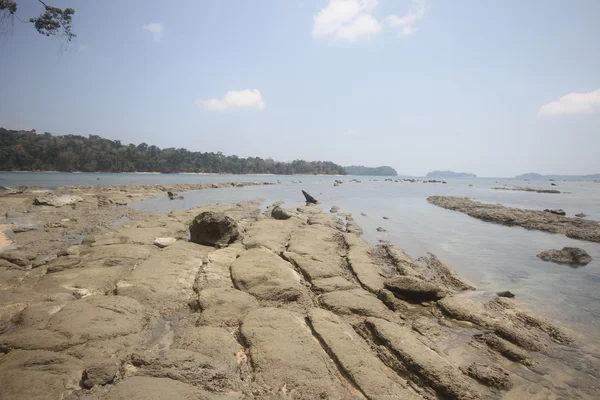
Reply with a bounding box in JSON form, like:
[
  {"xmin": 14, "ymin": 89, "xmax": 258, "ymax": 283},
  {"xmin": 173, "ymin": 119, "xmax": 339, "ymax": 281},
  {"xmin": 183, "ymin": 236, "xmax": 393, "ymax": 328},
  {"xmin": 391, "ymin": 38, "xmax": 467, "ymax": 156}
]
[
  {"xmin": 462, "ymin": 363, "xmax": 511, "ymax": 390},
  {"xmin": 153, "ymin": 237, "xmax": 176, "ymax": 248},
  {"xmin": 189, "ymin": 211, "xmax": 240, "ymax": 248},
  {"xmin": 415, "ymin": 253, "xmax": 476, "ymax": 291},
  {"xmin": 575, "ymin": 213, "xmax": 587, "ymax": 218},
  {"xmin": 309, "ymin": 308, "xmax": 420, "ymax": 399},
  {"xmin": 378, "ymin": 289, "xmax": 410, "ymax": 313},
  {"xmin": 240, "ymin": 307, "xmax": 348, "ymax": 398},
  {"xmin": 0, "ymin": 249, "xmax": 36, "ymax": 267},
  {"xmin": 320, "ymin": 289, "xmax": 397, "ymax": 321},
  {"xmin": 311, "ymin": 276, "xmax": 356, "ymax": 293},
  {"xmin": 438, "ymin": 296, "xmax": 495, "ymax": 329},
  {"xmin": 473, "ymin": 333, "xmax": 532, "ymax": 365},
  {"xmin": 385, "ymin": 276, "xmax": 446, "ymax": 302},
  {"xmin": 497, "ymin": 291, "xmax": 515, "ymax": 298},
  {"xmin": 427, "ymin": 196, "xmax": 600, "ymax": 243},
  {"xmin": 301, "ymin": 190, "xmax": 318, "ymax": 204},
  {"xmin": 0, "ymin": 350, "xmax": 84, "ymax": 400},
  {"xmin": 544, "ymin": 208, "xmax": 566, "ymax": 216},
  {"xmin": 376, "ymin": 227, "xmax": 386, "ymax": 232},
  {"xmin": 194, "ymin": 287, "xmax": 259, "ymax": 327},
  {"xmin": 271, "ymin": 205, "xmax": 292, "ymax": 220},
  {"xmin": 360, "ymin": 212, "xmax": 367, "ymax": 216},
  {"xmin": 537, "ymin": 247, "xmax": 592, "ymax": 266},
  {"xmin": 383, "ymin": 216, "xmax": 389, "ymax": 220},
  {"xmin": 82, "ymin": 361, "xmax": 119, "ymax": 388},
  {"xmin": 33, "ymin": 194, "xmax": 83, "ymax": 207},
  {"xmin": 366, "ymin": 317, "xmax": 483, "ymax": 400},
  {"xmin": 231, "ymin": 247, "xmax": 305, "ymax": 302}
]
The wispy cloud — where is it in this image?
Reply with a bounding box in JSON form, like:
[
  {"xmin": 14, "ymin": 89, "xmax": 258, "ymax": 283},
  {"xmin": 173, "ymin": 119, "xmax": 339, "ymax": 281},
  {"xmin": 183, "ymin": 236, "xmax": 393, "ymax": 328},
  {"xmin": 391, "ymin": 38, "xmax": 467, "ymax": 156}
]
[
  {"xmin": 537, "ymin": 88, "xmax": 600, "ymax": 117},
  {"xmin": 144, "ymin": 22, "xmax": 164, "ymax": 42},
  {"xmin": 196, "ymin": 89, "xmax": 266, "ymax": 112},
  {"xmin": 312, "ymin": 0, "xmax": 427, "ymax": 42},
  {"xmin": 385, "ymin": 0, "xmax": 427, "ymax": 38},
  {"xmin": 312, "ymin": 0, "xmax": 381, "ymax": 42}
]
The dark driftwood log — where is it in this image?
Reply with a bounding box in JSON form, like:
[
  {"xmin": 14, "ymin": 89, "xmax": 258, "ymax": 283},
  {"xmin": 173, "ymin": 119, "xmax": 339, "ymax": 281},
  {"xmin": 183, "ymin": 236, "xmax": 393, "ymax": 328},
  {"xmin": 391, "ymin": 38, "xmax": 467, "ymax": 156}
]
[{"xmin": 302, "ymin": 190, "xmax": 318, "ymax": 204}]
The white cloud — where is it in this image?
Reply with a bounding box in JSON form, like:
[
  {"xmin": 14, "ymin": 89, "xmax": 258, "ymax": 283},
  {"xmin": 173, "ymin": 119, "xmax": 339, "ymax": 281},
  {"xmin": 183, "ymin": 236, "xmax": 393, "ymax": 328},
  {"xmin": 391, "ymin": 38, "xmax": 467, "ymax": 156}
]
[
  {"xmin": 78, "ymin": 43, "xmax": 89, "ymax": 51},
  {"xmin": 385, "ymin": 0, "xmax": 427, "ymax": 38},
  {"xmin": 312, "ymin": 0, "xmax": 380, "ymax": 41},
  {"xmin": 343, "ymin": 129, "xmax": 357, "ymax": 136},
  {"xmin": 537, "ymin": 88, "xmax": 600, "ymax": 117},
  {"xmin": 144, "ymin": 22, "xmax": 164, "ymax": 42},
  {"xmin": 196, "ymin": 89, "xmax": 266, "ymax": 112}
]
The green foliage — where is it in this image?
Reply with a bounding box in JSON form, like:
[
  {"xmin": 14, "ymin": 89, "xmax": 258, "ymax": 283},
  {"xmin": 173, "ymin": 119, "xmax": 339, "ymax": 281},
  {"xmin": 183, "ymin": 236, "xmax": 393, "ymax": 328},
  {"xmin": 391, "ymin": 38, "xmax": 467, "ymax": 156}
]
[
  {"xmin": 0, "ymin": 128, "xmax": 347, "ymax": 175},
  {"xmin": 344, "ymin": 165, "xmax": 397, "ymax": 176},
  {"xmin": 1, "ymin": 0, "xmax": 76, "ymax": 41}
]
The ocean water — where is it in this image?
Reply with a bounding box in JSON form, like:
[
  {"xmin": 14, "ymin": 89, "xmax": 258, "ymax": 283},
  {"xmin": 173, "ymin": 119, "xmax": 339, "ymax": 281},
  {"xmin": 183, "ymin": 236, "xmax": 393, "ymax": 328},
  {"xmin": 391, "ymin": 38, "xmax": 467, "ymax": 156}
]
[{"xmin": 2, "ymin": 172, "xmax": 600, "ymax": 341}]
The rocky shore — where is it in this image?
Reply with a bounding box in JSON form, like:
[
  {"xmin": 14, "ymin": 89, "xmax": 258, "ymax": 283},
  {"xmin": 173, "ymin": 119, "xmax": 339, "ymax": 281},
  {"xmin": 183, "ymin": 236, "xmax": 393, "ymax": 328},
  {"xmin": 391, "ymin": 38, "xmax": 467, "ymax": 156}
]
[
  {"xmin": 491, "ymin": 186, "xmax": 561, "ymax": 194},
  {"xmin": 0, "ymin": 186, "xmax": 598, "ymax": 399},
  {"xmin": 427, "ymin": 196, "xmax": 600, "ymax": 242}
]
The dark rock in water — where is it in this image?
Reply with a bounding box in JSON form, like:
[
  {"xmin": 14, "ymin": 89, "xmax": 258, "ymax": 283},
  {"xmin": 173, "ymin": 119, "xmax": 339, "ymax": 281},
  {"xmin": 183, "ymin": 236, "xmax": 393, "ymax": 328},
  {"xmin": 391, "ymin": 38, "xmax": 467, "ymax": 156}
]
[
  {"xmin": 461, "ymin": 363, "xmax": 511, "ymax": 390},
  {"xmin": 497, "ymin": 291, "xmax": 515, "ymax": 298},
  {"xmin": 302, "ymin": 190, "xmax": 318, "ymax": 204},
  {"xmin": 189, "ymin": 211, "xmax": 240, "ymax": 248},
  {"xmin": 550, "ymin": 183, "xmax": 557, "ymax": 186},
  {"xmin": 543, "ymin": 209, "xmax": 566, "ymax": 216},
  {"xmin": 271, "ymin": 206, "xmax": 292, "ymax": 220},
  {"xmin": 376, "ymin": 227, "xmax": 386, "ymax": 232},
  {"xmin": 384, "ymin": 276, "xmax": 446, "ymax": 302},
  {"xmin": 333, "ymin": 183, "xmax": 339, "ymax": 187},
  {"xmin": 383, "ymin": 216, "xmax": 389, "ymax": 220},
  {"xmin": 537, "ymin": 247, "xmax": 592, "ymax": 266},
  {"xmin": 575, "ymin": 213, "xmax": 587, "ymax": 218}
]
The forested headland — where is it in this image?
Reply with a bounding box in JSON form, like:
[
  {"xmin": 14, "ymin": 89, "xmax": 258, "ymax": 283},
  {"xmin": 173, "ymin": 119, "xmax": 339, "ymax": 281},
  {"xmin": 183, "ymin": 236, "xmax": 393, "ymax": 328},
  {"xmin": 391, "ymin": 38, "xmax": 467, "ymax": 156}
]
[
  {"xmin": 344, "ymin": 165, "xmax": 398, "ymax": 176},
  {"xmin": 0, "ymin": 129, "xmax": 347, "ymax": 175}
]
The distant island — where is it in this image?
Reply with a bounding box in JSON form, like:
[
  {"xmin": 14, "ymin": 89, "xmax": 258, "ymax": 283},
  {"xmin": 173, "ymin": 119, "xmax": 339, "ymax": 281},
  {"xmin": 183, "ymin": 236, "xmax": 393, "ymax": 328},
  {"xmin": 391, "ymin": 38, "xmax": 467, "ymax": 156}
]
[
  {"xmin": 345, "ymin": 165, "xmax": 398, "ymax": 176},
  {"xmin": 516, "ymin": 172, "xmax": 600, "ymax": 181},
  {"xmin": 425, "ymin": 170, "xmax": 477, "ymax": 178},
  {"xmin": 0, "ymin": 128, "xmax": 346, "ymax": 175}
]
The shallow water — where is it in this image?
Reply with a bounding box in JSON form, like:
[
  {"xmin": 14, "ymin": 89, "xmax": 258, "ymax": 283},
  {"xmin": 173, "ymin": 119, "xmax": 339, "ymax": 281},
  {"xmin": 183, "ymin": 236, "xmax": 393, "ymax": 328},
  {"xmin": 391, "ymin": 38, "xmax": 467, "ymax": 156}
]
[{"xmin": 2, "ymin": 172, "xmax": 600, "ymax": 342}]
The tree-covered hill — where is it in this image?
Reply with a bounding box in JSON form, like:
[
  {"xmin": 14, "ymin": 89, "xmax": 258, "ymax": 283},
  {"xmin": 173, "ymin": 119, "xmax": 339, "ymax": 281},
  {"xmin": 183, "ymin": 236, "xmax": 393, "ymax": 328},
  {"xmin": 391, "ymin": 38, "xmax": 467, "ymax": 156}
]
[
  {"xmin": 344, "ymin": 165, "xmax": 398, "ymax": 176},
  {"xmin": 0, "ymin": 129, "xmax": 347, "ymax": 175}
]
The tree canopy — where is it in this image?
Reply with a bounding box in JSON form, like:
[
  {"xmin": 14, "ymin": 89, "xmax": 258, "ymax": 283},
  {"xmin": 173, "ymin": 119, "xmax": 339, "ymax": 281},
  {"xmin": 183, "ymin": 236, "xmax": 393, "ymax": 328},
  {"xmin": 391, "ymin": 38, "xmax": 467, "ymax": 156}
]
[
  {"xmin": 0, "ymin": 128, "xmax": 347, "ymax": 175},
  {"xmin": 0, "ymin": 0, "xmax": 75, "ymax": 41}
]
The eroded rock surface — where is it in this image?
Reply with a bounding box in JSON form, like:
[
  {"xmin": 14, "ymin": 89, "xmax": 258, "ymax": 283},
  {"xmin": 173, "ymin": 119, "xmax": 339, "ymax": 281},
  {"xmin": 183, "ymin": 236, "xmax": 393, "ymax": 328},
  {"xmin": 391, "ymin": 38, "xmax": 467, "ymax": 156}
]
[{"xmin": 537, "ymin": 247, "xmax": 592, "ymax": 266}]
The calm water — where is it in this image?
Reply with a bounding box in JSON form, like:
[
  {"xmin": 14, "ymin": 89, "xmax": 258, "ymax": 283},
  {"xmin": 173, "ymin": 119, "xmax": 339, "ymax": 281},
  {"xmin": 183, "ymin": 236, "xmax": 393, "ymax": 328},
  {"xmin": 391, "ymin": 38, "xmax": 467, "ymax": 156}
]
[{"xmin": 2, "ymin": 172, "xmax": 600, "ymax": 340}]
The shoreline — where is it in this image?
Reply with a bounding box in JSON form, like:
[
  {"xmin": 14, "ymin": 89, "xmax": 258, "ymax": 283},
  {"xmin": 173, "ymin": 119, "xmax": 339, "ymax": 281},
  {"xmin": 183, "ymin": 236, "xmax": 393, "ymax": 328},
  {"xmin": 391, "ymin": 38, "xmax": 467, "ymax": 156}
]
[{"xmin": 0, "ymin": 184, "xmax": 598, "ymax": 398}]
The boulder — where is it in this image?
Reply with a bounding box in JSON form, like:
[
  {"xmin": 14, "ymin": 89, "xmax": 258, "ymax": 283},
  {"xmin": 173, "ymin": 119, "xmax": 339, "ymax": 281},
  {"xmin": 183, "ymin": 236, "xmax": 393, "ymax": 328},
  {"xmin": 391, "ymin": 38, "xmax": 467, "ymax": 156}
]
[
  {"xmin": 575, "ymin": 213, "xmax": 588, "ymax": 218},
  {"xmin": 33, "ymin": 194, "xmax": 83, "ymax": 207},
  {"xmin": 189, "ymin": 211, "xmax": 240, "ymax": 247},
  {"xmin": 537, "ymin": 247, "xmax": 592, "ymax": 266},
  {"xmin": 330, "ymin": 205, "xmax": 340, "ymax": 213},
  {"xmin": 385, "ymin": 276, "xmax": 446, "ymax": 302},
  {"xmin": 82, "ymin": 361, "xmax": 119, "ymax": 388},
  {"xmin": 376, "ymin": 227, "xmax": 386, "ymax": 232},
  {"xmin": 301, "ymin": 190, "xmax": 318, "ymax": 204},
  {"xmin": 543, "ymin": 208, "xmax": 566, "ymax": 216},
  {"xmin": 271, "ymin": 205, "xmax": 291, "ymax": 220}
]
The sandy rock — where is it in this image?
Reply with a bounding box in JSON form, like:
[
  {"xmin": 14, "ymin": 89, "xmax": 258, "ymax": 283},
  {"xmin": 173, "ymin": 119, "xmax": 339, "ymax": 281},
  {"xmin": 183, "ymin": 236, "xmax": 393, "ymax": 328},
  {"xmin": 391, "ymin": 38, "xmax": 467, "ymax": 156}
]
[
  {"xmin": 311, "ymin": 276, "xmax": 356, "ymax": 293},
  {"xmin": 415, "ymin": 253, "xmax": 476, "ymax": 291},
  {"xmin": 366, "ymin": 317, "xmax": 483, "ymax": 400},
  {"xmin": 193, "ymin": 246, "xmax": 240, "ymax": 292},
  {"xmin": 309, "ymin": 308, "xmax": 420, "ymax": 399},
  {"xmin": 189, "ymin": 211, "xmax": 240, "ymax": 247},
  {"xmin": 286, "ymin": 225, "xmax": 345, "ymax": 280},
  {"xmin": 0, "ymin": 350, "xmax": 84, "ymax": 400},
  {"xmin": 544, "ymin": 208, "xmax": 566, "ymax": 216},
  {"xmin": 0, "ymin": 258, "xmax": 25, "ymax": 270},
  {"xmin": 231, "ymin": 247, "xmax": 305, "ymax": 302},
  {"xmin": 271, "ymin": 205, "xmax": 292, "ymax": 220},
  {"xmin": 240, "ymin": 307, "xmax": 348, "ymax": 399},
  {"xmin": 0, "ymin": 249, "xmax": 36, "ymax": 267},
  {"xmin": 344, "ymin": 233, "xmax": 386, "ymax": 293},
  {"xmin": 461, "ymin": 362, "xmax": 512, "ymax": 390},
  {"xmin": 330, "ymin": 205, "xmax": 340, "ymax": 213},
  {"xmin": 376, "ymin": 227, "xmax": 386, "ymax": 232},
  {"xmin": 80, "ymin": 244, "xmax": 155, "ymax": 263},
  {"xmin": 194, "ymin": 287, "xmax": 259, "ymax": 327},
  {"xmin": 385, "ymin": 276, "xmax": 446, "ymax": 302},
  {"xmin": 153, "ymin": 237, "xmax": 176, "ymax": 248},
  {"xmin": 537, "ymin": 247, "xmax": 592, "ymax": 266},
  {"xmin": 82, "ymin": 361, "xmax": 120, "ymax": 388},
  {"xmin": 243, "ymin": 218, "xmax": 303, "ymax": 254},
  {"xmin": 473, "ymin": 333, "xmax": 532, "ymax": 365},
  {"xmin": 320, "ymin": 289, "xmax": 396, "ymax": 321},
  {"xmin": 497, "ymin": 291, "xmax": 515, "ymax": 298},
  {"xmin": 575, "ymin": 213, "xmax": 588, "ymax": 218},
  {"xmin": 438, "ymin": 296, "xmax": 495, "ymax": 329},
  {"xmin": 34, "ymin": 194, "xmax": 83, "ymax": 207},
  {"xmin": 174, "ymin": 326, "xmax": 242, "ymax": 368}
]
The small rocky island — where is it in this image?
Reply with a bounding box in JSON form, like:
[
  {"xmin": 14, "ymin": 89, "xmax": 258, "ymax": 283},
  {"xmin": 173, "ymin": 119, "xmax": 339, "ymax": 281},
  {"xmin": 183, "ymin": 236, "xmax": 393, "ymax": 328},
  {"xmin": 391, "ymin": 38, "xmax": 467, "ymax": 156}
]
[{"xmin": 426, "ymin": 170, "xmax": 477, "ymax": 178}]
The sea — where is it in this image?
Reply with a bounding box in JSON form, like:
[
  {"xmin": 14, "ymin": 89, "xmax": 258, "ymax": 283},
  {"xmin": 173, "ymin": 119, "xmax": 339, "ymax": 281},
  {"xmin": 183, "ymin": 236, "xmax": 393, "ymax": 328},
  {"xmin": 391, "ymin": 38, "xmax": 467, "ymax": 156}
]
[{"xmin": 1, "ymin": 172, "xmax": 599, "ymax": 342}]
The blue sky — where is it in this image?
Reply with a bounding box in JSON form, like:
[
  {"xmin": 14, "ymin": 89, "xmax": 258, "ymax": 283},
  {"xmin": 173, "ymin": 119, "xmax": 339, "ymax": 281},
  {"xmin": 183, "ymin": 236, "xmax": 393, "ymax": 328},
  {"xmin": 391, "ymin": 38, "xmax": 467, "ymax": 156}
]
[{"xmin": 1, "ymin": 0, "xmax": 599, "ymax": 176}]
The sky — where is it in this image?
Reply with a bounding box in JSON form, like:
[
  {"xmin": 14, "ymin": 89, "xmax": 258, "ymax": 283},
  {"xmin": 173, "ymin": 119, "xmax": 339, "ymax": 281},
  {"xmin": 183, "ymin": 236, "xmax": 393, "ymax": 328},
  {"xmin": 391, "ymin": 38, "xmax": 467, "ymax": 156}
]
[{"xmin": 0, "ymin": 0, "xmax": 599, "ymax": 177}]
